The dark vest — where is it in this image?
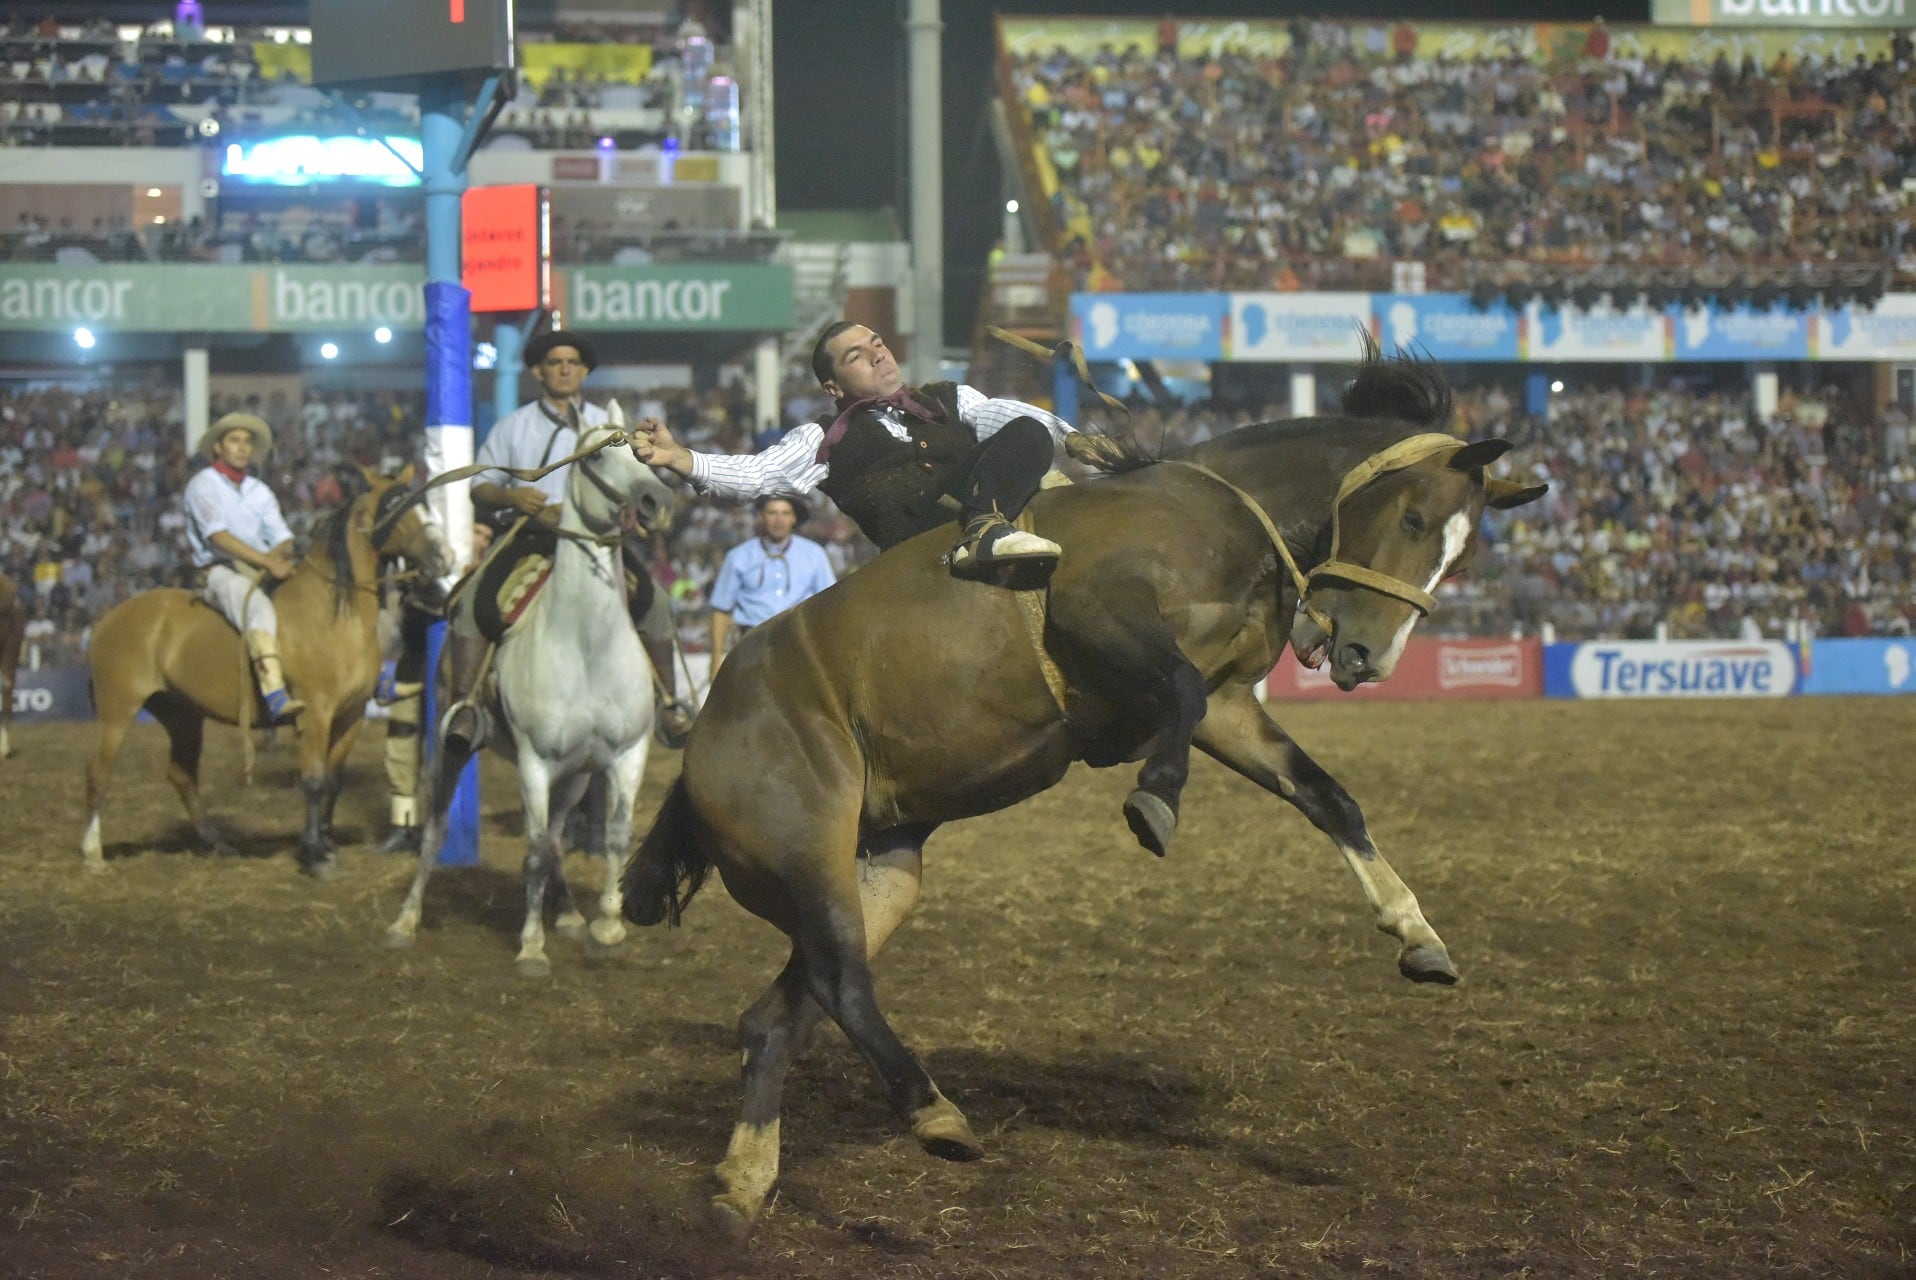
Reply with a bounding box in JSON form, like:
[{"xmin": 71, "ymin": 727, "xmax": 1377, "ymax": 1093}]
[{"xmin": 816, "ymin": 381, "xmax": 972, "ymax": 551}]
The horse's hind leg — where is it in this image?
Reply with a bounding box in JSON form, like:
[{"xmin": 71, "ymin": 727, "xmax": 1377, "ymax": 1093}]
[
  {"xmin": 387, "ymin": 721, "xmax": 474, "ymax": 945},
  {"xmin": 81, "ymin": 703, "xmax": 138, "ymax": 873},
  {"xmin": 148, "ymin": 697, "xmax": 233, "ymax": 856},
  {"xmin": 1052, "ymin": 575, "xmax": 1208, "ymax": 857},
  {"xmin": 712, "ymin": 825, "xmax": 954, "ymax": 1235},
  {"xmin": 588, "ymin": 740, "xmax": 652, "ymax": 949},
  {"xmin": 541, "ymin": 770, "xmax": 594, "ymax": 946},
  {"xmin": 1194, "ymin": 689, "xmax": 1456, "ymax": 984}
]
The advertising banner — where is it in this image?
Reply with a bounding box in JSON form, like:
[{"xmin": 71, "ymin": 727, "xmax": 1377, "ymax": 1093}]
[
  {"xmin": 1652, "ymin": 0, "xmax": 1911, "ymax": 28},
  {"xmin": 1811, "ymin": 295, "xmax": 1916, "ymax": 360},
  {"xmin": 1226, "ymin": 292, "xmax": 1372, "ymax": 362},
  {"xmin": 1070, "ymin": 292, "xmax": 1226, "ymax": 361},
  {"xmin": 1799, "ymin": 637, "xmax": 1916, "ymax": 695},
  {"xmin": 1522, "ymin": 302, "xmax": 1672, "ymax": 362},
  {"xmin": 1543, "ymin": 640, "xmax": 1799, "ymax": 698},
  {"xmin": 1377, "ymin": 294, "xmax": 1522, "ymax": 362},
  {"xmin": 557, "ymin": 263, "xmax": 794, "ymax": 332},
  {"xmin": 1267, "ymin": 637, "xmax": 1543, "ymax": 701},
  {"xmin": 8, "ymin": 669, "xmax": 94, "ymax": 723},
  {"xmin": 1674, "ymin": 303, "xmax": 1812, "ymax": 361}
]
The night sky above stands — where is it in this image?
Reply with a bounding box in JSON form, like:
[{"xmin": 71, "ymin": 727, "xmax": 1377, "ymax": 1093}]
[
  {"xmin": 33, "ymin": 0, "xmax": 1636, "ymax": 343},
  {"xmin": 779, "ymin": 0, "xmax": 1636, "ymax": 343}
]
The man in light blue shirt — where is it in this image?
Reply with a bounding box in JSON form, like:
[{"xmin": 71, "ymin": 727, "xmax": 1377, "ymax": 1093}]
[{"xmin": 707, "ymin": 495, "xmax": 836, "ymax": 677}]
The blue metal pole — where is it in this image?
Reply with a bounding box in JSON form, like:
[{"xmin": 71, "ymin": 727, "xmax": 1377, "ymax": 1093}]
[
  {"xmin": 421, "ymin": 78, "xmax": 480, "ymax": 868},
  {"xmin": 492, "ymin": 319, "xmax": 522, "ymax": 434}
]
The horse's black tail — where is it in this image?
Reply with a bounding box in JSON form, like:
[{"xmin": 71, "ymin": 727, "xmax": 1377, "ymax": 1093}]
[
  {"xmin": 621, "ymin": 775, "xmax": 711, "ymax": 927},
  {"xmin": 1340, "ymin": 330, "xmax": 1455, "ymax": 431}
]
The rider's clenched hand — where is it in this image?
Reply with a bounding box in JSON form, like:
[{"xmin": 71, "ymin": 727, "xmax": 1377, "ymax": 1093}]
[
  {"xmin": 506, "ymin": 487, "xmax": 548, "ymax": 516},
  {"xmin": 630, "ymin": 418, "xmax": 693, "ymax": 476}
]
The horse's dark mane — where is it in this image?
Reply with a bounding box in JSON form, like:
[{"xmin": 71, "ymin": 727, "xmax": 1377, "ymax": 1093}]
[
  {"xmin": 1073, "ymin": 342, "xmax": 1453, "ymax": 475},
  {"xmin": 307, "ymin": 493, "xmax": 361, "ymax": 616}
]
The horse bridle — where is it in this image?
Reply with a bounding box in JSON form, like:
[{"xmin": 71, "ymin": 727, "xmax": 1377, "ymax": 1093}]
[{"xmin": 1176, "ymin": 432, "xmax": 1465, "ymax": 633}]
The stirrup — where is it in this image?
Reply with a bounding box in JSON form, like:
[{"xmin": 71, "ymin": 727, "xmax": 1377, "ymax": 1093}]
[
  {"xmin": 656, "ymin": 698, "xmax": 695, "ymax": 750},
  {"xmin": 947, "ymin": 512, "xmax": 1060, "ymax": 580},
  {"xmin": 440, "ymin": 701, "xmax": 487, "ymax": 754},
  {"xmin": 261, "ymin": 688, "xmax": 304, "ymax": 725}
]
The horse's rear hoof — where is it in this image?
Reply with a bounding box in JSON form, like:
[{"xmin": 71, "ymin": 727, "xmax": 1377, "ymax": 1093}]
[
  {"xmin": 1400, "ymin": 945, "xmax": 1459, "ymax": 985},
  {"xmin": 1123, "ymin": 790, "xmax": 1176, "ymax": 858},
  {"xmin": 300, "ymin": 855, "xmax": 339, "ymax": 882},
  {"xmin": 383, "ymin": 927, "xmax": 417, "ymax": 950},
  {"xmin": 706, "ymin": 1194, "xmax": 755, "ymax": 1242},
  {"xmin": 554, "ymin": 916, "xmax": 587, "ymax": 942},
  {"xmin": 912, "ymin": 1099, "xmax": 983, "ymax": 1163},
  {"xmin": 515, "ymin": 955, "xmax": 551, "ymax": 979},
  {"xmin": 588, "ymin": 917, "xmax": 627, "ymax": 948}
]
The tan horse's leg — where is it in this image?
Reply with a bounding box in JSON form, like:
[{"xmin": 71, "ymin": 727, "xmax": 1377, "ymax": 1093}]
[
  {"xmin": 81, "ymin": 708, "xmax": 135, "ymax": 874},
  {"xmin": 0, "ymin": 612, "xmax": 19, "ymax": 760},
  {"xmin": 1193, "ymin": 688, "xmax": 1457, "ymax": 984},
  {"xmin": 710, "ymin": 824, "xmax": 960, "ymax": 1237},
  {"xmin": 291, "ymin": 702, "xmax": 341, "ymax": 880},
  {"xmin": 147, "ymin": 696, "xmax": 233, "ymax": 856}
]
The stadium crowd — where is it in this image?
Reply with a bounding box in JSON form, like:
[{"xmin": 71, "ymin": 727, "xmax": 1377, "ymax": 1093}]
[
  {"xmin": 1010, "ymin": 21, "xmax": 1916, "ymax": 294},
  {"xmin": 4, "ymin": 375, "xmax": 1911, "ymax": 671}
]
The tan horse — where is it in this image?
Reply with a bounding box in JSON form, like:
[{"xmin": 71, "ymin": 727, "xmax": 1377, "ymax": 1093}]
[
  {"xmin": 0, "ymin": 571, "xmax": 23, "ymax": 760},
  {"xmin": 82, "ymin": 467, "xmax": 450, "ymax": 878}
]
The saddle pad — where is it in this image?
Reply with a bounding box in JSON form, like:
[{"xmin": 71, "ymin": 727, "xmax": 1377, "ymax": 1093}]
[{"xmin": 472, "ymin": 523, "xmax": 560, "ymax": 644}]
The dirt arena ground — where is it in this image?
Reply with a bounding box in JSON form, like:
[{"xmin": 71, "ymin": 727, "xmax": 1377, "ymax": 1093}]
[{"xmin": 0, "ymin": 699, "xmax": 1911, "ymax": 1279}]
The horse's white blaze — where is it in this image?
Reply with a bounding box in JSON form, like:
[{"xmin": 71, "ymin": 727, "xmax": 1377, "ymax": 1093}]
[{"xmin": 1374, "ymin": 509, "xmax": 1470, "ymax": 677}]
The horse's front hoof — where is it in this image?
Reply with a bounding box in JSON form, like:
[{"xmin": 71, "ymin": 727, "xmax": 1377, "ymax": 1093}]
[
  {"xmin": 1400, "ymin": 944, "xmax": 1459, "ymax": 985},
  {"xmin": 81, "ymin": 858, "xmax": 107, "ymax": 876},
  {"xmin": 1123, "ymin": 789, "xmax": 1177, "ymax": 858},
  {"xmin": 299, "ymin": 854, "xmax": 339, "ymax": 882},
  {"xmin": 588, "ymin": 917, "xmax": 627, "ymax": 948},
  {"xmin": 912, "ymin": 1098, "xmax": 983, "ymax": 1162},
  {"xmin": 383, "ymin": 927, "xmax": 417, "ymax": 950},
  {"xmin": 515, "ymin": 955, "xmax": 551, "ymax": 979}
]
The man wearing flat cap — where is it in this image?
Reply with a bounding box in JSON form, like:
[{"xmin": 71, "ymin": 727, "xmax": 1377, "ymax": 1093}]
[
  {"xmin": 181, "ymin": 411, "xmax": 304, "ymax": 723},
  {"xmin": 706, "ymin": 494, "xmax": 836, "ymax": 678},
  {"xmin": 446, "ymin": 329, "xmax": 692, "ymax": 752}
]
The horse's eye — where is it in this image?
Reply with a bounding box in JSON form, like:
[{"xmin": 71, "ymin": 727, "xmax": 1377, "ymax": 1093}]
[{"xmin": 1402, "ymin": 510, "xmax": 1427, "ymax": 537}]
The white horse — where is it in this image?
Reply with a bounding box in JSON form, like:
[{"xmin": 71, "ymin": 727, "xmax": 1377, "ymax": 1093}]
[{"xmin": 387, "ymin": 411, "xmax": 675, "ymax": 975}]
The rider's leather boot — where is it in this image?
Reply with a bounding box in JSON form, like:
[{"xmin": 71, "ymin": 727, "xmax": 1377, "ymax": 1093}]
[
  {"xmin": 946, "ymin": 506, "xmax": 1060, "ymax": 581},
  {"xmin": 245, "ymin": 630, "xmax": 306, "ymax": 724}
]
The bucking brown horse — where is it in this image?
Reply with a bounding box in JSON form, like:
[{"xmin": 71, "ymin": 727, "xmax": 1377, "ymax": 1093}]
[
  {"xmin": 618, "ymin": 352, "xmax": 1548, "ymax": 1234},
  {"xmin": 83, "ymin": 467, "xmax": 450, "ymax": 878},
  {"xmin": 0, "ymin": 571, "xmax": 24, "ymax": 760}
]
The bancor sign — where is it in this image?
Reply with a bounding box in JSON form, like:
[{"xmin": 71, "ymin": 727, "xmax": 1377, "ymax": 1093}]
[
  {"xmin": 1554, "ymin": 641, "xmax": 1797, "ymax": 698},
  {"xmin": 562, "ymin": 263, "xmax": 794, "ymax": 331},
  {"xmin": 1653, "ymin": 0, "xmax": 1909, "ymax": 24}
]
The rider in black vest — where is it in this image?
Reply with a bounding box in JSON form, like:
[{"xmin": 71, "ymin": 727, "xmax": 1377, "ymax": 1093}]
[{"xmin": 632, "ymin": 321, "xmax": 1074, "ymax": 577}]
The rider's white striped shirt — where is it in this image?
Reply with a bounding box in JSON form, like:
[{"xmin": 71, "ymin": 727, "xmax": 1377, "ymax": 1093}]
[{"xmin": 686, "ymin": 385, "xmax": 1076, "ymax": 503}]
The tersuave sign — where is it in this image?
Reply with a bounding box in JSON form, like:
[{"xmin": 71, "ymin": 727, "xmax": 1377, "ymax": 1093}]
[
  {"xmin": 1652, "ymin": 0, "xmax": 1909, "ymax": 25},
  {"xmin": 462, "ymin": 184, "xmax": 548, "ymax": 313}
]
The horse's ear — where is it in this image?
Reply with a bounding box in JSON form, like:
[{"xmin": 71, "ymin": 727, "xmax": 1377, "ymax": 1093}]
[
  {"xmin": 395, "ymin": 462, "xmax": 416, "ymax": 486},
  {"xmin": 1449, "ymin": 439, "xmax": 1513, "ymax": 472},
  {"xmin": 1486, "ymin": 477, "xmax": 1549, "ymax": 509},
  {"xmin": 334, "ymin": 464, "xmax": 369, "ymax": 498}
]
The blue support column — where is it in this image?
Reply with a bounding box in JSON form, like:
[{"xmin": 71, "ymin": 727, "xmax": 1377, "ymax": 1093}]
[
  {"xmin": 492, "ymin": 319, "xmax": 523, "ymax": 435},
  {"xmin": 421, "ymin": 79, "xmax": 480, "ymax": 868},
  {"xmin": 1052, "ymin": 357, "xmax": 1080, "ymax": 425}
]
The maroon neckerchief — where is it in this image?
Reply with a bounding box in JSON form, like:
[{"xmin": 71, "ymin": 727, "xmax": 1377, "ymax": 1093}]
[
  {"xmin": 814, "ymin": 386, "xmax": 944, "ymax": 465},
  {"xmin": 211, "ymin": 459, "xmax": 247, "ymax": 485}
]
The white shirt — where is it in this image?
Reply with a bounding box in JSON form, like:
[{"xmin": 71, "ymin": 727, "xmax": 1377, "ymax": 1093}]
[
  {"xmin": 470, "ymin": 396, "xmax": 613, "ymax": 510},
  {"xmin": 686, "ymin": 385, "xmax": 1075, "ymax": 503},
  {"xmin": 183, "ymin": 466, "xmax": 295, "ymax": 569}
]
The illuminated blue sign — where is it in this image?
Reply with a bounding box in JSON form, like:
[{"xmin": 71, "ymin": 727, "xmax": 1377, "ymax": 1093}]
[{"xmin": 221, "ymin": 136, "xmax": 423, "ymax": 187}]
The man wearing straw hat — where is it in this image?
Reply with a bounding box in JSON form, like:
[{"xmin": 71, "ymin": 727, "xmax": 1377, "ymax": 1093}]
[{"xmin": 181, "ymin": 411, "xmax": 304, "ymax": 724}]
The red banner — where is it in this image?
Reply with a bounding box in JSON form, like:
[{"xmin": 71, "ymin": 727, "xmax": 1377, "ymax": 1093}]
[
  {"xmin": 1266, "ymin": 637, "xmax": 1543, "ymax": 701},
  {"xmin": 461, "ymin": 184, "xmax": 547, "ymax": 313}
]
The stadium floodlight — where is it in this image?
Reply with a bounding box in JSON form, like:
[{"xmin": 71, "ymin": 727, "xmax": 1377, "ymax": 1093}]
[
  {"xmin": 1550, "ymin": 380, "xmax": 1565, "ymax": 393},
  {"xmin": 374, "ymin": 326, "xmax": 393, "ymax": 344},
  {"xmin": 320, "ymin": 341, "xmax": 340, "ymax": 360},
  {"xmin": 74, "ymin": 327, "xmax": 96, "ymax": 349},
  {"xmin": 1006, "ymin": 199, "xmax": 1020, "ymax": 213}
]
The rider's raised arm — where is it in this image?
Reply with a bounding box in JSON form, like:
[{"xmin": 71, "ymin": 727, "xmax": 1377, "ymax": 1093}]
[
  {"xmin": 686, "ymin": 421, "xmax": 829, "ymax": 504},
  {"xmin": 955, "ymin": 385, "xmax": 1078, "ymax": 447}
]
